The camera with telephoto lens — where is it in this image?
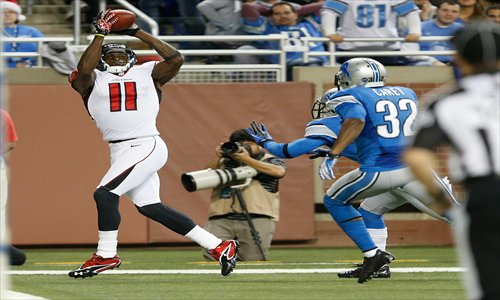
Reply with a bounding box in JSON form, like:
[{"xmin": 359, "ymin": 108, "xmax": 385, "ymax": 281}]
[
  {"xmin": 181, "ymin": 166, "xmax": 257, "ymax": 192},
  {"xmin": 181, "ymin": 141, "xmax": 256, "ymax": 192}
]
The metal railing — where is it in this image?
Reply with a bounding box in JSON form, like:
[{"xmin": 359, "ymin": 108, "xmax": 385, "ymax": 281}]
[
  {"xmin": 1, "ymin": 35, "xmax": 455, "ymax": 82},
  {"xmin": 113, "ymin": 0, "xmax": 159, "ymax": 37},
  {"xmin": 301, "ymin": 36, "xmax": 455, "ymax": 65},
  {"xmin": 1, "ymin": 37, "xmax": 75, "ymax": 67}
]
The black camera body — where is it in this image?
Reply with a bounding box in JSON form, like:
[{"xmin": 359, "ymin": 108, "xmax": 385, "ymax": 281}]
[
  {"xmin": 220, "ymin": 141, "xmax": 253, "ymax": 168},
  {"xmin": 220, "ymin": 141, "xmax": 241, "ymax": 157}
]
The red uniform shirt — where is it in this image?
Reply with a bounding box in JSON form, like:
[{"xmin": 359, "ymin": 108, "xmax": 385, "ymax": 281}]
[{"xmin": 1, "ymin": 109, "xmax": 18, "ymax": 143}]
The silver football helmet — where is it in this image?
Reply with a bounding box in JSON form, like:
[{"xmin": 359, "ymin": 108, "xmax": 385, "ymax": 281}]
[
  {"xmin": 97, "ymin": 43, "xmax": 137, "ymax": 75},
  {"xmin": 335, "ymin": 58, "xmax": 387, "ymax": 90}
]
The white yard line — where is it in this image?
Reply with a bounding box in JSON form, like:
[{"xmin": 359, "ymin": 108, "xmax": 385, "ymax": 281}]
[
  {"xmin": 8, "ymin": 267, "xmax": 465, "ymax": 275},
  {"xmin": 1, "ymin": 290, "xmax": 47, "ymax": 300}
]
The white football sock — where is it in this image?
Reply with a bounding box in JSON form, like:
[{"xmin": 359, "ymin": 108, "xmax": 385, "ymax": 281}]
[
  {"xmin": 363, "ymin": 249, "xmax": 378, "ymax": 258},
  {"xmin": 185, "ymin": 225, "xmax": 222, "ymax": 250},
  {"xmin": 96, "ymin": 230, "xmax": 118, "ymax": 258},
  {"xmin": 367, "ymin": 227, "xmax": 388, "ymax": 251}
]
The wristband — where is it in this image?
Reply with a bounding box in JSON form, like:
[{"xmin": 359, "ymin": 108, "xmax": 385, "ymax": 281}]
[
  {"xmin": 327, "ymin": 153, "xmax": 340, "ymax": 159},
  {"xmin": 95, "ymin": 34, "xmax": 106, "ymax": 38},
  {"xmin": 164, "ymin": 51, "xmax": 181, "ymax": 62}
]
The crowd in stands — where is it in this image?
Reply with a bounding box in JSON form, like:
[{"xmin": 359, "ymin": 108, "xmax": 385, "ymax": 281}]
[{"xmin": 2, "ymin": 0, "xmax": 499, "ymax": 77}]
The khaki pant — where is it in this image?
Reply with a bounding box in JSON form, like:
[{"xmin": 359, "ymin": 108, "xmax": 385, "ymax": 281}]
[{"xmin": 204, "ymin": 217, "xmax": 276, "ymax": 261}]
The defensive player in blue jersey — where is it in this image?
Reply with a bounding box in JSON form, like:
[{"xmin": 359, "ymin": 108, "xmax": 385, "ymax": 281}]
[
  {"xmin": 246, "ymin": 58, "xmax": 455, "ymax": 283},
  {"xmin": 246, "ymin": 115, "xmax": 454, "ymax": 280}
]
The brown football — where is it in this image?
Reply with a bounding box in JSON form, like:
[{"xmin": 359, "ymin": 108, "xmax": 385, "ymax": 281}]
[{"xmin": 109, "ymin": 9, "xmax": 136, "ymax": 32}]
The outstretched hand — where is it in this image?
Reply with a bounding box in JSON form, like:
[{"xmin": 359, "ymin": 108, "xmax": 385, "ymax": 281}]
[
  {"xmin": 245, "ymin": 121, "xmax": 274, "ymax": 146},
  {"xmin": 93, "ymin": 9, "xmax": 118, "ymax": 35},
  {"xmin": 318, "ymin": 154, "xmax": 339, "ymax": 180}
]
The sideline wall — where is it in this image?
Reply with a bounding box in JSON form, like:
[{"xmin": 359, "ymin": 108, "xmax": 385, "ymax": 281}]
[
  {"xmin": 6, "ymin": 79, "xmax": 315, "ymax": 245},
  {"xmin": 4, "ymin": 66, "xmax": 457, "ymax": 247}
]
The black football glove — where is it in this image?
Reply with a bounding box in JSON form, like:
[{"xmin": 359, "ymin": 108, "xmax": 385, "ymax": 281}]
[{"xmin": 113, "ymin": 24, "xmax": 140, "ymax": 36}]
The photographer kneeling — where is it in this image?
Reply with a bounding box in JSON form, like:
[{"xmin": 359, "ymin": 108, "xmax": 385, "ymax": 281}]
[{"xmin": 203, "ymin": 129, "xmax": 286, "ymax": 261}]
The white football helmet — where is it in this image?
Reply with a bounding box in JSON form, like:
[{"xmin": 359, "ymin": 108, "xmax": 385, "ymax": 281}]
[
  {"xmin": 97, "ymin": 43, "xmax": 137, "ymax": 75},
  {"xmin": 335, "ymin": 58, "xmax": 387, "ymax": 90}
]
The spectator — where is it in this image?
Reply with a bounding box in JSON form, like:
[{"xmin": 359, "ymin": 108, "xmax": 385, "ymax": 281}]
[
  {"xmin": 250, "ymin": 0, "xmax": 302, "ymax": 12},
  {"xmin": 457, "ymin": 0, "xmax": 485, "ymax": 23},
  {"xmin": 485, "ymin": 4, "xmax": 500, "ymax": 23},
  {"xmin": 398, "ymin": 1, "xmax": 436, "ymax": 37},
  {"xmin": 0, "ymin": 109, "xmax": 26, "ymax": 266},
  {"xmin": 397, "ymin": 1, "xmax": 440, "ymax": 67},
  {"xmin": 414, "ymin": 0, "xmax": 437, "ymax": 21},
  {"xmin": 236, "ymin": 2, "xmax": 327, "ymax": 80},
  {"xmin": 1, "ymin": 0, "xmax": 44, "ymax": 68},
  {"xmin": 420, "ymin": 0, "xmax": 463, "ymax": 64},
  {"xmin": 247, "ymin": 0, "xmax": 322, "ymax": 28},
  {"xmin": 321, "ymin": 0, "xmax": 422, "ymax": 66},
  {"xmin": 196, "ymin": 0, "xmax": 245, "ymax": 53},
  {"xmin": 197, "ymin": 0, "xmax": 244, "ymax": 37},
  {"xmin": 203, "ymin": 129, "xmax": 286, "ymax": 261}
]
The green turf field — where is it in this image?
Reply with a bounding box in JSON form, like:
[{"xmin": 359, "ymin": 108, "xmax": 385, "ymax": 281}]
[{"xmin": 8, "ymin": 246, "xmax": 466, "ymax": 300}]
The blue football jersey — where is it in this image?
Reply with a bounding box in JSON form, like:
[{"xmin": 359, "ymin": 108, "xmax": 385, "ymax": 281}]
[
  {"xmin": 305, "ymin": 117, "xmax": 358, "ymax": 161},
  {"xmin": 324, "ymin": 85, "xmax": 418, "ymax": 171}
]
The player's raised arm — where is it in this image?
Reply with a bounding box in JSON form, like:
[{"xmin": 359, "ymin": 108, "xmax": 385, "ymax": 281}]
[{"xmin": 71, "ymin": 10, "xmax": 118, "ymax": 96}]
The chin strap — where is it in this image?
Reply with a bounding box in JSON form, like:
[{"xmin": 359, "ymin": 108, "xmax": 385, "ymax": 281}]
[{"xmin": 105, "ymin": 63, "xmax": 131, "ymax": 76}]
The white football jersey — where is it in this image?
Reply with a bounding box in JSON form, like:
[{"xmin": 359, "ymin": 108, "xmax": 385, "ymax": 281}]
[
  {"xmin": 322, "ymin": 0, "xmax": 417, "ymax": 50},
  {"xmin": 87, "ymin": 62, "xmax": 160, "ymax": 141}
]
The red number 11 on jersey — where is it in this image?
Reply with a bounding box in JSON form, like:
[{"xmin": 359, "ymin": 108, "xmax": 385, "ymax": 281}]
[{"xmin": 109, "ymin": 82, "xmax": 137, "ymax": 112}]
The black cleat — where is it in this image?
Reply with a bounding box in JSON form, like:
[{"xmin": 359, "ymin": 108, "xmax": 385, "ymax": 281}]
[
  {"xmin": 338, "ymin": 264, "xmax": 391, "ymax": 278},
  {"xmin": 357, "ymin": 250, "xmax": 395, "ymax": 284}
]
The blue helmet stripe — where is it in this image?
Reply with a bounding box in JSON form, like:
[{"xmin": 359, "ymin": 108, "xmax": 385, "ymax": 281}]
[{"xmin": 368, "ymin": 60, "xmax": 379, "ymax": 82}]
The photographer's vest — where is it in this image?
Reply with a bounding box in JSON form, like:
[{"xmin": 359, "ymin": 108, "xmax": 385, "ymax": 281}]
[{"xmin": 208, "ymin": 153, "xmax": 281, "ymax": 221}]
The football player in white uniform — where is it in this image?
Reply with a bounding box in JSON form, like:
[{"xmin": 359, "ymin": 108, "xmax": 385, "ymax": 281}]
[{"xmin": 67, "ymin": 10, "xmax": 239, "ymax": 278}]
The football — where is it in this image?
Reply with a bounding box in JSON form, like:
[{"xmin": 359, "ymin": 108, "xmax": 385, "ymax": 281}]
[{"xmin": 109, "ymin": 9, "xmax": 136, "ymax": 32}]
